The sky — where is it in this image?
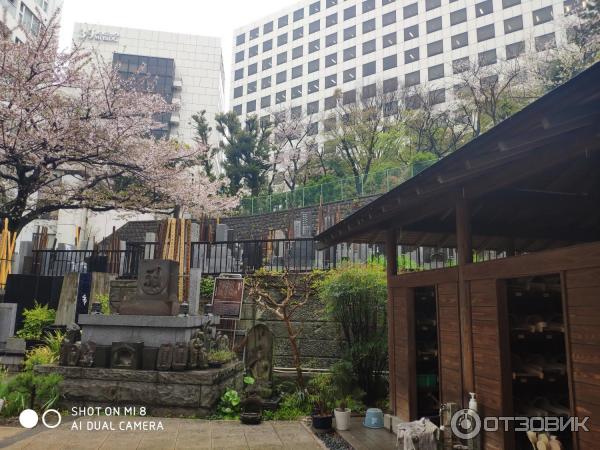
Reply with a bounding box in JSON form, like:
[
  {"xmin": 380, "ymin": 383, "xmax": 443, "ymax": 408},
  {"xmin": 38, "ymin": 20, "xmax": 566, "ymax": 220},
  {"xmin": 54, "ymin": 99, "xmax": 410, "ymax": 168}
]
[{"xmin": 58, "ymin": 0, "xmax": 300, "ymax": 104}]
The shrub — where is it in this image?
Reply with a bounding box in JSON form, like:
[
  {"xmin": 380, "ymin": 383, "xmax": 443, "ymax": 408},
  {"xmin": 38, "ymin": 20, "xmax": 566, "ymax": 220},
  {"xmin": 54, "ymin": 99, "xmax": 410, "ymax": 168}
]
[
  {"xmin": 273, "ymin": 390, "xmax": 312, "ymax": 420},
  {"xmin": 0, "ymin": 372, "xmax": 62, "ymax": 417},
  {"xmin": 16, "ymin": 302, "xmax": 56, "ymax": 340},
  {"xmin": 95, "ymin": 294, "xmax": 110, "ymax": 314},
  {"xmin": 317, "ymin": 264, "xmax": 388, "ymax": 404},
  {"xmin": 24, "ymin": 346, "xmax": 57, "ymax": 372},
  {"xmin": 200, "ymin": 277, "xmax": 215, "ymax": 300},
  {"xmin": 207, "ymin": 350, "xmax": 236, "ymax": 364},
  {"xmin": 215, "ymin": 389, "xmax": 241, "ymax": 420}
]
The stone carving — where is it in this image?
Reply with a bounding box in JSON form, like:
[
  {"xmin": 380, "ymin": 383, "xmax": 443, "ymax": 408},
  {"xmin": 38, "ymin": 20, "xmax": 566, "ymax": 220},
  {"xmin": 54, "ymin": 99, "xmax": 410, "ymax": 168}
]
[
  {"xmin": 157, "ymin": 343, "xmax": 174, "ymax": 371},
  {"xmin": 119, "ymin": 260, "xmax": 180, "ymax": 316},
  {"xmin": 111, "ymin": 342, "xmax": 143, "ymax": 370},
  {"xmin": 188, "ymin": 329, "xmax": 208, "ymax": 370},
  {"xmin": 216, "ymin": 331, "xmax": 230, "ymax": 352},
  {"xmin": 78, "ymin": 341, "xmax": 96, "ymax": 367},
  {"xmin": 245, "ymin": 324, "xmax": 274, "ymax": 398},
  {"xmin": 59, "ymin": 323, "xmax": 81, "ymax": 367},
  {"xmin": 172, "ymin": 342, "xmax": 188, "ymax": 371}
]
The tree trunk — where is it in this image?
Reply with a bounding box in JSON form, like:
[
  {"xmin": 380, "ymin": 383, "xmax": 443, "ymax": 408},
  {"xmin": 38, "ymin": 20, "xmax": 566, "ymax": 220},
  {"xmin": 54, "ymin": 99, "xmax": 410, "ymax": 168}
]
[{"xmin": 284, "ymin": 313, "xmax": 305, "ymax": 388}]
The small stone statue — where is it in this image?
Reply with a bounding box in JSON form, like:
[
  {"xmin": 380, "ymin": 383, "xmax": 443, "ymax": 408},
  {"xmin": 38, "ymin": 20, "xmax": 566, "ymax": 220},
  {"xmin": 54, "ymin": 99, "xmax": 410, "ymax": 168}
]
[
  {"xmin": 188, "ymin": 329, "xmax": 209, "ymax": 370},
  {"xmin": 216, "ymin": 332, "xmax": 230, "ymax": 352},
  {"xmin": 78, "ymin": 341, "xmax": 96, "ymax": 367},
  {"xmin": 172, "ymin": 342, "xmax": 189, "ymax": 371},
  {"xmin": 59, "ymin": 323, "xmax": 81, "ymax": 366}
]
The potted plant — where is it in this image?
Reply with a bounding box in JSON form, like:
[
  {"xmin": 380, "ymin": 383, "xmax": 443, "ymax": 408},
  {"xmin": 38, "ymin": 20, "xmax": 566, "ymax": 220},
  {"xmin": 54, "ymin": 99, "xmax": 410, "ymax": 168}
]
[
  {"xmin": 207, "ymin": 350, "xmax": 236, "ymax": 368},
  {"xmin": 334, "ymin": 397, "xmax": 351, "ymax": 431},
  {"xmin": 308, "ymin": 374, "xmax": 336, "ymax": 430}
]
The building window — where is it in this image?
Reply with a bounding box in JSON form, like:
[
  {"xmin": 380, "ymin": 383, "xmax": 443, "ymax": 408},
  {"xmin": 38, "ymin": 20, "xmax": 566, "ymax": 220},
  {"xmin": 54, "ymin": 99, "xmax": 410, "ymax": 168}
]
[
  {"xmin": 405, "ymin": 47, "xmax": 420, "ymax": 64},
  {"xmin": 506, "ymin": 41, "xmax": 525, "ymax": 59},
  {"xmin": 382, "ymin": 11, "xmax": 396, "ymax": 27},
  {"xmin": 344, "ymin": 5, "xmax": 356, "ymax": 20},
  {"xmin": 325, "ymin": 95, "xmax": 337, "ymax": 110},
  {"xmin": 293, "ymin": 46, "xmax": 303, "ymax": 59},
  {"xmin": 476, "ymin": 0, "xmax": 493, "ymax": 17},
  {"xmin": 452, "ymin": 56, "xmax": 470, "ymax": 73},
  {"xmin": 363, "ymin": 83, "xmax": 377, "ymax": 99},
  {"xmin": 326, "ymin": 33, "xmax": 337, "ymax": 47},
  {"xmin": 427, "ymin": 40, "xmax": 443, "ymax": 57},
  {"xmin": 262, "ymin": 76, "xmax": 272, "ymax": 89},
  {"xmin": 248, "ymin": 63, "xmax": 258, "ymax": 75},
  {"xmin": 307, "ymin": 100, "xmax": 319, "ymax": 114},
  {"xmin": 309, "ymin": 20, "xmax": 320, "ymax": 34},
  {"xmin": 384, "ymin": 101, "xmax": 398, "ymax": 117},
  {"xmin": 277, "ymin": 52, "xmax": 287, "ymax": 65},
  {"xmin": 363, "ymin": 0, "xmax": 376, "ymax": 13},
  {"xmin": 294, "ymin": 8, "xmax": 304, "ymax": 21},
  {"xmin": 249, "ymin": 45, "xmax": 258, "ymax": 58},
  {"xmin": 324, "ymin": 117, "xmax": 337, "ymax": 132},
  {"xmin": 310, "ymin": 39, "xmax": 321, "ymax": 52},
  {"xmin": 343, "ymin": 90, "xmax": 357, "ymax": 105},
  {"xmin": 429, "ymin": 88, "xmax": 445, "ymax": 105},
  {"xmin": 344, "ymin": 68, "xmax": 356, "ymax": 83},
  {"xmin": 452, "ymin": 32, "xmax": 468, "ymax": 49},
  {"xmin": 291, "ymin": 106, "xmax": 302, "ymax": 118},
  {"xmin": 383, "ymin": 54, "xmax": 397, "ymax": 70},
  {"xmin": 234, "ymin": 68, "xmax": 244, "ymax": 81},
  {"xmin": 247, "ymin": 100, "xmax": 256, "ymax": 113},
  {"xmin": 383, "ymin": 32, "xmax": 397, "ymax": 48},
  {"xmin": 235, "ymin": 50, "xmax": 244, "ymax": 63},
  {"xmin": 278, "ymin": 33, "xmax": 288, "ymax": 46},
  {"xmin": 308, "ymin": 80, "xmax": 320, "ymax": 94},
  {"xmin": 261, "ymin": 96, "xmax": 271, "ymax": 108},
  {"xmin": 383, "ymin": 77, "xmax": 398, "ymax": 93},
  {"xmin": 478, "ymin": 48, "xmax": 497, "ymax": 66},
  {"xmin": 504, "ymin": 15, "xmax": 523, "ymax": 34},
  {"xmin": 477, "ymin": 24, "xmax": 495, "ymax": 42},
  {"xmin": 308, "ymin": 59, "xmax": 320, "ymax": 73},
  {"xmin": 363, "ymin": 39, "xmax": 376, "ymax": 55},
  {"xmin": 450, "ymin": 8, "xmax": 467, "ymax": 25},
  {"xmin": 292, "ymin": 65, "xmax": 303, "ymax": 79},
  {"xmin": 363, "ymin": 61, "xmax": 376, "ymax": 77},
  {"xmin": 247, "ymin": 81, "xmax": 257, "ymax": 94},
  {"xmin": 344, "ymin": 46, "xmax": 356, "ymax": 61},
  {"xmin": 327, "ymin": 13, "xmax": 338, "ymax": 27},
  {"xmin": 426, "ymin": 0, "xmax": 441, "ymax": 10},
  {"xmin": 344, "ymin": 26, "xmax": 357, "ymax": 40},
  {"xmin": 404, "ymin": 25, "xmax": 419, "ymax": 41},
  {"xmin": 405, "ymin": 70, "xmax": 420, "ymax": 87},
  {"xmin": 533, "ymin": 6, "xmax": 554, "ymax": 25},
  {"xmin": 276, "ymin": 91, "xmax": 286, "ymax": 104},
  {"xmin": 310, "ymin": 1, "xmax": 321, "ymax": 15},
  {"xmin": 403, "ymin": 3, "xmax": 418, "ymax": 19},
  {"xmin": 293, "ymin": 27, "xmax": 304, "ymax": 40},
  {"xmin": 264, "ymin": 21, "xmax": 274, "ymax": 34},
  {"xmin": 278, "ymin": 15, "xmax": 288, "ymax": 28},
  {"xmin": 564, "ymin": 0, "xmax": 582, "ymax": 15},
  {"xmin": 325, "ymin": 74, "xmax": 337, "ymax": 88},
  {"xmin": 250, "ymin": 28, "xmax": 259, "ymax": 40},
  {"xmin": 428, "ymin": 64, "xmax": 444, "ymax": 80},
  {"xmin": 233, "ymin": 105, "xmax": 242, "ymax": 115},
  {"xmin": 363, "ymin": 18, "xmax": 376, "ymax": 34},
  {"xmin": 326, "ymin": 52, "xmax": 338, "ymax": 67},
  {"xmin": 535, "ymin": 33, "xmax": 556, "ymax": 51},
  {"xmin": 383, "ymin": 0, "xmax": 395, "ymax": 5},
  {"xmin": 276, "ymin": 71, "xmax": 287, "ymax": 84},
  {"xmin": 326, "ymin": 0, "xmax": 337, "ymax": 7},
  {"xmin": 426, "ymin": 17, "xmax": 442, "ymax": 33},
  {"xmin": 262, "ymin": 58, "xmax": 272, "ymax": 70},
  {"xmin": 234, "ymin": 86, "xmax": 243, "ymax": 98},
  {"xmin": 292, "ymin": 85, "xmax": 302, "ymax": 99},
  {"xmin": 308, "ymin": 123, "xmax": 318, "ymax": 136},
  {"xmin": 263, "ymin": 39, "xmax": 273, "ymax": 52},
  {"xmin": 236, "ymin": 33, "xmax": 245, "ymax": 45},
  {"xmin": 502, "ymin": 0, "xmax": 520, "ymax": 8}
]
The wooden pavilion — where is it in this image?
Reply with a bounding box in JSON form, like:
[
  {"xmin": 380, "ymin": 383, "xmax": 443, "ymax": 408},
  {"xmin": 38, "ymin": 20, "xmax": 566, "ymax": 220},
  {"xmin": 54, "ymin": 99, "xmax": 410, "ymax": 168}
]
[{"xmin": 316, "ymin": 62, "xmax": 600, "ymax": 450}]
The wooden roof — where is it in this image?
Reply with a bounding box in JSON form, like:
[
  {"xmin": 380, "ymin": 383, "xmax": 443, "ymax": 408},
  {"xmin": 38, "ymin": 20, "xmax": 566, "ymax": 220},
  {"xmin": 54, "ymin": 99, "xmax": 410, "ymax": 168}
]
[{"xmin": 316, "ymin": 62, "xmax": 600, "ymax": 252}]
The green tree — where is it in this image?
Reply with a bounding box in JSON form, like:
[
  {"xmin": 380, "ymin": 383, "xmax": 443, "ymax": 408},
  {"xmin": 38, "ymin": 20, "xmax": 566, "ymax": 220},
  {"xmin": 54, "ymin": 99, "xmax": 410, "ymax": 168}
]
[
  {"xmin": 191, "ymin": 110, "xmax": 215, "ymax": 180},
  {"xmin": 215, "ymin": 112, "xmax": 272, "ymax": 196}
]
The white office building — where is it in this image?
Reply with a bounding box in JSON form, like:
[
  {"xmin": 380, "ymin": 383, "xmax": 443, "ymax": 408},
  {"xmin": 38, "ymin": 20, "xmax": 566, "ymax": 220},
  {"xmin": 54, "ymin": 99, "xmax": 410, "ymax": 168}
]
[
  {"xmin": 230, "ymin": 0, "xmax": 577, "ymax": 123},
  {"xmin": 0, "ymin": 0, "xmax": 62, "ymax": 42}
]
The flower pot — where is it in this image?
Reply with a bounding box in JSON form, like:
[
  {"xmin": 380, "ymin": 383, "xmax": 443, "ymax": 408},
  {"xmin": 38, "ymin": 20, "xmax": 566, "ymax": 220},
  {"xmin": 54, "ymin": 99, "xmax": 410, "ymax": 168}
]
[
  {"xmin": 312, "ymin": 414, "xmax": 333, "ymax": 430},
  {"xmin": 334, "ymin": 408, "xmax": 351, "ymax": 431},
  {"xmin": 208, "ymin": 361, "xmax": 223, "ymax": 368}
]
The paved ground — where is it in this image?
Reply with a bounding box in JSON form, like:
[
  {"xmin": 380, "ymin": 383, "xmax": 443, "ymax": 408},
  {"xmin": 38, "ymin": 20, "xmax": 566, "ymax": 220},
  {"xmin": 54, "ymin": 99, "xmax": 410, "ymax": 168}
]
[
  {"xmin": 0, "ymin": 418, "xmax": 324, "ymax": 450},
  {"xmin": 336, "ymin": 417, "xmax": 397, "ymax": 450}
]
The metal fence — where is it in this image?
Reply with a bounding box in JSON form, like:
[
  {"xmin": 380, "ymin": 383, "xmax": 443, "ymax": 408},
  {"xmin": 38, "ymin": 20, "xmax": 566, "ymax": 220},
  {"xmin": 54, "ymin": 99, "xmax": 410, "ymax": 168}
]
[
  {"xmin": 239, "ymin": 161, "xmax": 437, "ymax": 216},
  {"xmin": 31, "ymin": 239, "xmax": 476, "ymax": 278}
]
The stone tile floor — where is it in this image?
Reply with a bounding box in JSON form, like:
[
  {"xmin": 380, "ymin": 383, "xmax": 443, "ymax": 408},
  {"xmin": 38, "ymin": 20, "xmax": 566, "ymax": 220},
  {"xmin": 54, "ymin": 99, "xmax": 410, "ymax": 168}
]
[{"xmin": 0, "ymin": 418, "xmax": 324, "ymax": 450}]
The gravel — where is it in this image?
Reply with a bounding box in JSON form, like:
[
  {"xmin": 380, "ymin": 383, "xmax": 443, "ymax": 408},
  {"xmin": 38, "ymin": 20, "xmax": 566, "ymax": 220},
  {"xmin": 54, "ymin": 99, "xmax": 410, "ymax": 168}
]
[{"xmin": 315, "ymin": 430, "xmax": 354, "ymax": 450}]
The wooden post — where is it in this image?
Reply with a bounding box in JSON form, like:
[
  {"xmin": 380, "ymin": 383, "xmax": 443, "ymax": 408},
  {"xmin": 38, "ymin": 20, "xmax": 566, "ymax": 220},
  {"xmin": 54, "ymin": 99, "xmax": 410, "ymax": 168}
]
[
  {"xmin": 456, "ymin": 195, "xmax": 475, "ymax": 400},
  {"xmin": 385, "ymin": 228, "xmax": 398, "ymax": 414}
]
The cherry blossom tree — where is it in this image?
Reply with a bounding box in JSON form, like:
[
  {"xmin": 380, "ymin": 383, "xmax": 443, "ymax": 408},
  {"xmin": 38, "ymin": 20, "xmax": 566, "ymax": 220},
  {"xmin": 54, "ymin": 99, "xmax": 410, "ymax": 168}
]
[{"xmin": 0, "ymin": 14, "xmax": 236, "ymax": 237}]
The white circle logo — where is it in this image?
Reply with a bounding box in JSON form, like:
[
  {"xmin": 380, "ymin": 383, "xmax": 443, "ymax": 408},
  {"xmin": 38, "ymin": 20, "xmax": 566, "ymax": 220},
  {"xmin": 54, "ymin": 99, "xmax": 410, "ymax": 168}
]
[
  {"xmin": 451, "ymin": 409, "xmax": 482, "ymax": 440},
  {"xmin": 19, "ymin": 409, "xmax": 39, "ymax": 429},
  {"xmin": 42, "ymin": 409, "xmax": 62, "ymax": 429}
]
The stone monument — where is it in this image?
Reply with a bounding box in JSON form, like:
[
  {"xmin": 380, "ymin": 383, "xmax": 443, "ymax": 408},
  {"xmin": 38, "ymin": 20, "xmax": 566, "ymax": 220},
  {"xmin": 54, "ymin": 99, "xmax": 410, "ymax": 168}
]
[
  {"xmin": 0, "ymin": 303, "xmax": 17, "ymax": 349},
  {"xmin": 244, "ymin": 324, "xmax": 274, "ymax": 398}
]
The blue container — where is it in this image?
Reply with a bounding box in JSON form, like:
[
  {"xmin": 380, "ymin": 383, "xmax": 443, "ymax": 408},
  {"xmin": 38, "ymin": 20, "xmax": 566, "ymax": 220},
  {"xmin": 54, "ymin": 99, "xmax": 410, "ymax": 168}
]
[{"xmin": 363, "ymin": 408, "xmax": 384, "ymax": 429}]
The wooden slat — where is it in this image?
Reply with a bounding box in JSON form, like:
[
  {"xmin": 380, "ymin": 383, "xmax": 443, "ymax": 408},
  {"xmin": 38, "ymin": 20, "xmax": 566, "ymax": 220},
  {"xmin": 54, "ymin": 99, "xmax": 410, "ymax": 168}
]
[
  {"xmin": 566, "ymin": 267, "xmax": 600, "ymax": 288},
  {"xmin": 437, "ymin": 282, "xmax": 462, "ymax": 409}
]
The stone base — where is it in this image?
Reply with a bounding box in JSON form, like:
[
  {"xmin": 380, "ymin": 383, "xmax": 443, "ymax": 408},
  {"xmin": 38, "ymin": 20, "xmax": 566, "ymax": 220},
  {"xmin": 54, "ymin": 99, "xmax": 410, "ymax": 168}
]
[
  {"xmin": 35, "ymin": 361, "xmax": 244, "ymax": 417},
  {"xmin": 78, "ymin": 314, "xmax": 218, "ymax": 348}
]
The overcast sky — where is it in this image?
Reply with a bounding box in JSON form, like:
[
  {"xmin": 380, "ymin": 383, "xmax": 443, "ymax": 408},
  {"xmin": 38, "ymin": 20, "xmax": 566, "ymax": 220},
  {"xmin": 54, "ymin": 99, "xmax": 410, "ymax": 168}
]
[{"xmin": 58, "ymin": 0, "xmax": 300, "ymax": 105}]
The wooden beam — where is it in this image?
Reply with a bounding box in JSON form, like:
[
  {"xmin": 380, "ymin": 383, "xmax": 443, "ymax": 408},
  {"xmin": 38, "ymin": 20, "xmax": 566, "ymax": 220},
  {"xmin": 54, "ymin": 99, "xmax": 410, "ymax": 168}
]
[
  {"xmin": 385, "ymin": 228, "xmax": 398, "ymax": 416},
  {"xmin": 386, "ymin": 228, "xmax": 398, "ymax": 277}
]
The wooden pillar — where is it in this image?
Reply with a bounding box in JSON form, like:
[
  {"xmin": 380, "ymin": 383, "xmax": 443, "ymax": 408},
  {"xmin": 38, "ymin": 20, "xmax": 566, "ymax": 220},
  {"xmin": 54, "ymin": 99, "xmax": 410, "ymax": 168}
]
[
  {"xmin": 456, "ymin": 196, "xmax": 475, "ymax": 400},
  {"xmin": 385, "ymin": 228, "xmax": 398, "ymax": 414}
]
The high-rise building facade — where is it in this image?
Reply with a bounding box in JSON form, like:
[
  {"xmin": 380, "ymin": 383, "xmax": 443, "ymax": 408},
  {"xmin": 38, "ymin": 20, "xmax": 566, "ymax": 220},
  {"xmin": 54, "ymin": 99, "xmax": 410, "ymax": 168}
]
[
  {"xmin": 230, "ymin": 0, "xmax": 576, "ymax": 124},
  {"xmin": 1, "ymin": 0, "xmax": 63, "ymax": 42},
  {"xmin": 73, "ymin": 23, "xmax": 225, "ymax": 148}
]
